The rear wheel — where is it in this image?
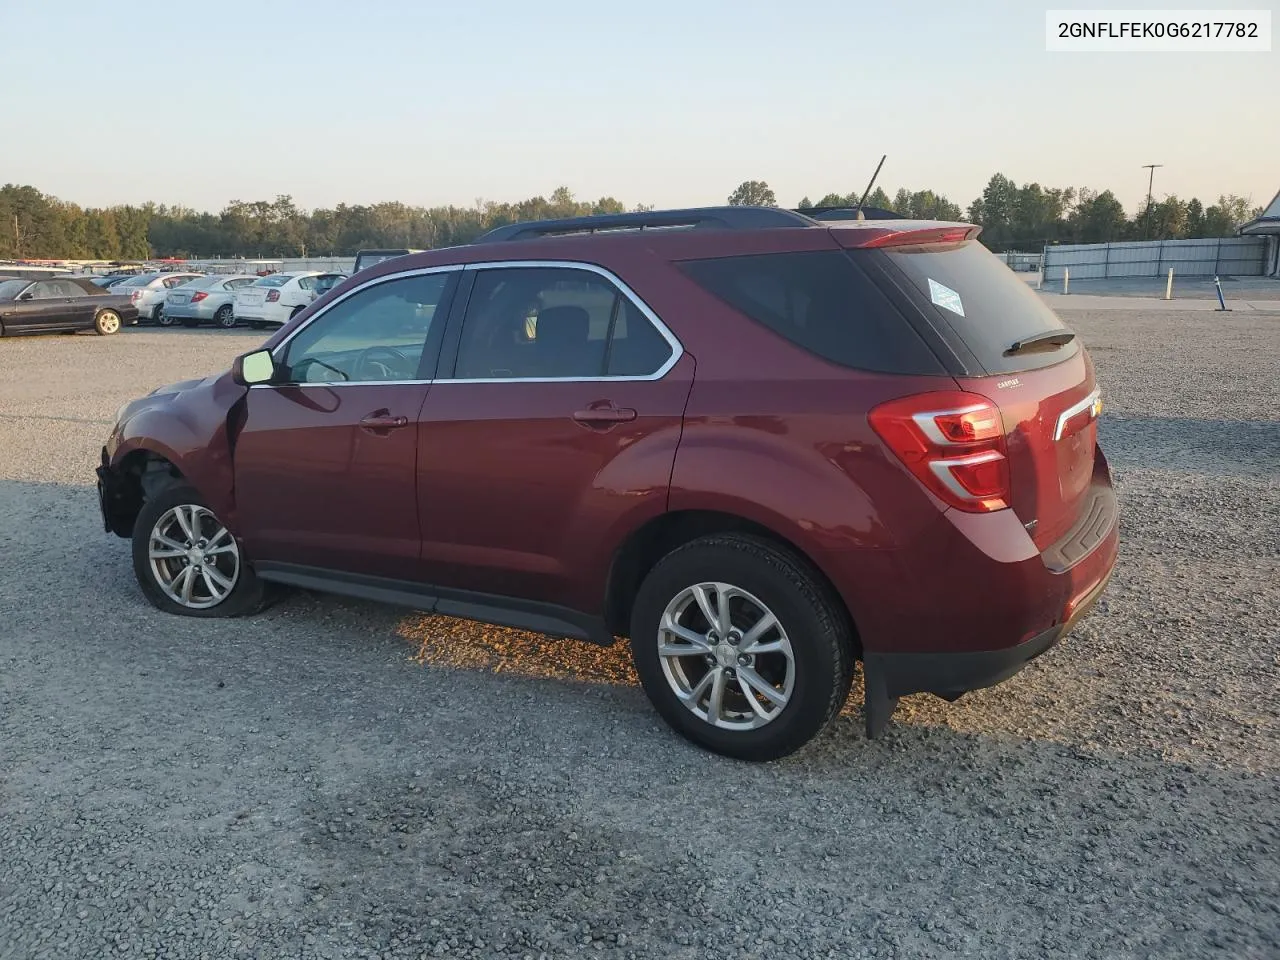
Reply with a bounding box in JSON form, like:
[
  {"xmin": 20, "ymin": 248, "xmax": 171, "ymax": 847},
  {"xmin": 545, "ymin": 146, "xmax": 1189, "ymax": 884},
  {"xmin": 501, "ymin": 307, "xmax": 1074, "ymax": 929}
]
[
  {"xmin": 214, "ymin": 305, "xmax": 235, "ymax": 329},
  {"xmin": 94, "ymin": 310, "xmax": 121, "ymax": 336},
  {"xmin": 131, "ymin": 484, "xmax": 267, "ymax": 618},
  {"xmin": 155, "ymin": 304, "xmax": 173, "ymax": 326},
  {"xmin": 630, "ymin": 534, "xmax": 854, "ymax": 761}
]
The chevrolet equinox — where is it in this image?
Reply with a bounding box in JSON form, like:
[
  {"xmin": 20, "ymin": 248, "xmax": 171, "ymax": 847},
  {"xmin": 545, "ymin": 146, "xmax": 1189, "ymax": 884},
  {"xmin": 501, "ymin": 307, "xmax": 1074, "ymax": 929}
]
[{"xmin": 97, "ymin": 206, "xmax": 1118, "ymax": 761}]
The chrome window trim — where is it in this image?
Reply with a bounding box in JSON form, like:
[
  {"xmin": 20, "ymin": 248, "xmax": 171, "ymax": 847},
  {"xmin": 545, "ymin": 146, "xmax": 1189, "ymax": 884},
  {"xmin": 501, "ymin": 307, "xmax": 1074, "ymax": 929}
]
[
  {"xmin": 1053, "ymin": 388, "xmax": 1102, "ymax": 441},
  {"xmin": 253, "ymin": 259, "xmax": 682, "ymax": 389},
  {"xmin": 445, "ymin": 260, "xmax": 682, "ymax": 384}
]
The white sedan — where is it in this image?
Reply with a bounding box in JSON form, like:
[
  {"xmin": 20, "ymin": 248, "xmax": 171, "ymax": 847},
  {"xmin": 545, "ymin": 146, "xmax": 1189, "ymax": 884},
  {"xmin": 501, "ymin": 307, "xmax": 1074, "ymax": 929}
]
[{"xmin": 234, "ymin": 272, "xmax": 322, "ymax": 329}]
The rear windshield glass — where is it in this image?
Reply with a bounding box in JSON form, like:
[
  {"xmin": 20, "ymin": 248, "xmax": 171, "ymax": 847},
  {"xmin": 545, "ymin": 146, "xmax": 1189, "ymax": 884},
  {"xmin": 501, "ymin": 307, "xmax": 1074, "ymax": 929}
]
[
  {"xmin": 875, "ymin": 241, "xmax": 1076, "ymax": 374},
  {"xmin": 678, "ymin": 251, "xmax": 944, "ymax": 375},
  {"xmin": 254, "ymin": 275, "xmax": 291, "ymax": 287}
]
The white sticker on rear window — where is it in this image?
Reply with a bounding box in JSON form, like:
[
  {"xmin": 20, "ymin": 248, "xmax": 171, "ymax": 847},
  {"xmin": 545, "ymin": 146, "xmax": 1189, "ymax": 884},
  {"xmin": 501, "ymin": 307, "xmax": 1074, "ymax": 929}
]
[{"xmin": 928, "ymin": 278, "xmax": 965, "ymax": 317}]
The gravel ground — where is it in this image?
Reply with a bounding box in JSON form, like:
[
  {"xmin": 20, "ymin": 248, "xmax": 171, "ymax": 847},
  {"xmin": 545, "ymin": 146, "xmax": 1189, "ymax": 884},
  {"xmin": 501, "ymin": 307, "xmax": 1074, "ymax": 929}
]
[{"xmin": 1, "ymin": 319, "xmax": 1277, "ymax": 960}]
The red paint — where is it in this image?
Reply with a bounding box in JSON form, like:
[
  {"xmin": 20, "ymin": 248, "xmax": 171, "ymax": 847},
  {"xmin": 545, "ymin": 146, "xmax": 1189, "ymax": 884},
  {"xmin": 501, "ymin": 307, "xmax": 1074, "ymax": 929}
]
[{"xmin": 105, "ymin": 219, "xmax": 1118, "ymax": 663}]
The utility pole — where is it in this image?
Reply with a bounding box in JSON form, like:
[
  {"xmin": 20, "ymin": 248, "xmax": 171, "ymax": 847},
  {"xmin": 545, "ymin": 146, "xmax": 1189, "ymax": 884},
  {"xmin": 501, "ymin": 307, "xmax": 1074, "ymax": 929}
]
[
  {"xmin": 1142, "ymin": 164, "xmax": 1163, "ymax": 239},
  {"xmin": 12, "ymin": 214, "xmax": 20, "ymax": 257}
]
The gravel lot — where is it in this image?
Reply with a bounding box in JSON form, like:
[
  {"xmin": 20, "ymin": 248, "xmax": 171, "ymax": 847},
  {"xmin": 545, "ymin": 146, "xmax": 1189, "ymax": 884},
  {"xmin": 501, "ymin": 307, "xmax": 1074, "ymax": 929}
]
[{"xmin": 1, "ymin": 316, "xmax": 1277, "ymax": 960}]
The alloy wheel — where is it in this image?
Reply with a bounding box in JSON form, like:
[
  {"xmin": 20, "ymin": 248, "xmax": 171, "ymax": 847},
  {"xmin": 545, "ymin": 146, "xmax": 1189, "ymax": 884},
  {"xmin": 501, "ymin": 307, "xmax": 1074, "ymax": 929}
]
[
  {"xmin": 657, "ymin": 581, "xmax": 795, "ymax": 730},
  {"xmin": 147, "ymin": 505, "xmax": 240, "ymax": 609},
  {"xmin": 97, "ymin": 311, "xmax": 120, "ymax": 334}
]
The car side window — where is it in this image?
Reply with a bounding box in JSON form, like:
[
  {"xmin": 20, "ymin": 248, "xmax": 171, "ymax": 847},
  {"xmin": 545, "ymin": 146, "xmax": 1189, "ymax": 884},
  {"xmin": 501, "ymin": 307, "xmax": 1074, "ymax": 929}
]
[
  {"xmin": 31, "ymin": 281, "xmax": 64, "ymax": 299},
  {"xmin": 297, "ymin": 276, "xmax": 316, "ymax": 291},
  {"xmin": 225, "ymin": 278, "xmax": 255, "ymax": 290},
  {"xmin": 278, "ymin": 271, "xmax": 456, "ymax": 385},
  {"xmin": 451, "ymin": 267, "xmax": 671, "ymax": 380}
]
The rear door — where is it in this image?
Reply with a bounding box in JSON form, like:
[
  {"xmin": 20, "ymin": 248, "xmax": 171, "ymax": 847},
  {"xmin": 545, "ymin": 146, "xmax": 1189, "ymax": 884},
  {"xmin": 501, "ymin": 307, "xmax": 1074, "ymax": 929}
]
[
  {"xmin": 232, "ymin": 268, "xmax": 459, "ymax": 579},
  {"xmin": 415, "ymin": 263, "xmax": 692, "ymax": 613},
  {"xmin": 862, "ymin": 239, "xmax": 1100, "ymax": 549}
]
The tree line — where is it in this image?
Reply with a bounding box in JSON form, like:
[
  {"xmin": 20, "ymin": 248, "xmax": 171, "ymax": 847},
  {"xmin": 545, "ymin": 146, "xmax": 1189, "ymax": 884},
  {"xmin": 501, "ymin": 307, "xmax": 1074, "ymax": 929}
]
[{"xmin": 0, "ymin": 175, "xmax": 1265, "ymax": 261}]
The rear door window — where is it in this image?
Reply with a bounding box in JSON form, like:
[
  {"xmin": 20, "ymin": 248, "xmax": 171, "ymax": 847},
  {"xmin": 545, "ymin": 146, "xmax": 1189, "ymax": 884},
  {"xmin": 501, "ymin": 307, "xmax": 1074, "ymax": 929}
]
[
  {"xmin": 678, "ymin": 251, "xmax": 944, "ymax": 375},
  {"xmin": 449, "ymin": 267, "xmax": 673, "ymax": 380},
  {"xmin": 872, "ymin": 241, "xmax": 1077, "ymax": 374}
]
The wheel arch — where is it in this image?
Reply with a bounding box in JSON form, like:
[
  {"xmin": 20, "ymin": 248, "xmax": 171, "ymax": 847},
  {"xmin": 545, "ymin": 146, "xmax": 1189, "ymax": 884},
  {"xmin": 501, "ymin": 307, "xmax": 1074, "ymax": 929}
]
[{"xmin": 603, "ymin": 508, "xmax": 859, "ymax": 651}]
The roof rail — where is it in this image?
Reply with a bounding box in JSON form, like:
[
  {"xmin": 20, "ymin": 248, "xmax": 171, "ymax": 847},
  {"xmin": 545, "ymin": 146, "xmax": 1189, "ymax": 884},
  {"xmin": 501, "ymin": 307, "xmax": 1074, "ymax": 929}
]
[
  {"xmin": 796, "ymin": 206, "xmax": 905, "ymax": 221},
  {"xmin": 473, "ymin": 206, "xmax": 818, "ymax": 243}
]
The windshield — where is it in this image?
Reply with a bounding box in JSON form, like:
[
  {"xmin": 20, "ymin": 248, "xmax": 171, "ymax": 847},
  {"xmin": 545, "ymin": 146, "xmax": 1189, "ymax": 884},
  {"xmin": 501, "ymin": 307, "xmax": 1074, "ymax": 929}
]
[{"xmin": 0, "ymin": 279, "xmax": 30, "ymax": 299}]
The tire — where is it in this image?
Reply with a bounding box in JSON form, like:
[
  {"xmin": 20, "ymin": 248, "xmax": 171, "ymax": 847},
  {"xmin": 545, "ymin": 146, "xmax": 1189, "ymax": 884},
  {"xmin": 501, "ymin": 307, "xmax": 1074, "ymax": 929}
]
[
  {"xmin": 214, "ymin": 305, "xmax": 235, "ymax": 329},
  {"xmin": 630, "ymin": 534, "xmax": 854, "ymax": 761},
  {"xmin": 131, "ymin": 484, "xmax": 268, "ymax": 618},
  {"xmin": 289, "ymin": 305, "xmax": 305, "ymax": 319},
  {"xmin": 155, "ymin": 305, "xmax": 174, "ymax": 326},
  {"xmin": 94, "ymin": 309, "xmax": 121, "ymax": 336}
]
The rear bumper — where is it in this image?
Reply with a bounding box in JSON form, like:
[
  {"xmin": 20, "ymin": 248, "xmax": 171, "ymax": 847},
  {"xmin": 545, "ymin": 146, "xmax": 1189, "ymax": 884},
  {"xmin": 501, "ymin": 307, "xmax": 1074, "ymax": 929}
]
[
  {"xmin": 162, "ymin": 302, "xmax": 217, "ymax": 320},
  {"xmin": 852, "ymin": 444, "xmax": 1119, "ymax": 704},
  {"xmin": 864, "ymin": 562, "xmax": 1113, "ymax": 701}
]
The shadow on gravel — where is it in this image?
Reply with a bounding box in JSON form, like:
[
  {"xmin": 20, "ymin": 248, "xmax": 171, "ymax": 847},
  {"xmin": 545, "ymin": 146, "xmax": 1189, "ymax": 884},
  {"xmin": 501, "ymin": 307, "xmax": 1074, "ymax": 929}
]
[{"xmin": 1100, "ymin": 415, "xmax": 1280, "ymax": 476}]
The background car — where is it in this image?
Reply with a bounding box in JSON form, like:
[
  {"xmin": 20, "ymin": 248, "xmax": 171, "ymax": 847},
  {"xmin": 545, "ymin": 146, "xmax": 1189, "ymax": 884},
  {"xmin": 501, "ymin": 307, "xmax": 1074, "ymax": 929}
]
[
  {"xmin": 0, "ymin": 276, "xmax": 137, "ymax": 337},
  {"xmin": 113, "ymin": 272, "xmax": 204, "ymax": 325},
  {"xmin": 233, "ymin": 271, "xmax": 321, "ymax": 329},
  {"xmin": 163, "ymin": 274, "xmax": 261, "ymax": 329},
  {"xmin": 310, "ymin": 273, "xmax": 347, "ymax": 301},
  {"xmin": 90, "ymin": 275, "xmax": 134, "ymax": 288}
]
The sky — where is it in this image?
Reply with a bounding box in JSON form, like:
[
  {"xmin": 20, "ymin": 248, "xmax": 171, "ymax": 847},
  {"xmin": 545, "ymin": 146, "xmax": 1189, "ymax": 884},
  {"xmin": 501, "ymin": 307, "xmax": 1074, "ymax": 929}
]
[{"xmin": 2, "ymin": 0, "xmax": 1276, "ymax": 216}]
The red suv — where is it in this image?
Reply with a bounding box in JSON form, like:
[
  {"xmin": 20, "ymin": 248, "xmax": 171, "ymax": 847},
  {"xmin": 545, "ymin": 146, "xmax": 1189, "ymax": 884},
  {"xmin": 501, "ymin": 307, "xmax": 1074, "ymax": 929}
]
[{"xmin": 97, "ymin": 206, "xmax": 1118, "ymax": 761}]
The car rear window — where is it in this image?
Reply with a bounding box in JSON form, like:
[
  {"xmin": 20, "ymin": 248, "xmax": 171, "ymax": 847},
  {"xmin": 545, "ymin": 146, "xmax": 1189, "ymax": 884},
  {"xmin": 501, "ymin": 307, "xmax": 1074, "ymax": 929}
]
[
  {"xmin": 873, "ymin": 240, "xmax": 1077, "ymax": 374},
  {"xmin": 254, "ymin": 275, "xmax": 291, "ymax": 287},
  {"xmin": 678, "ymin": 250, "xmax": 945, "ymax": 375}
]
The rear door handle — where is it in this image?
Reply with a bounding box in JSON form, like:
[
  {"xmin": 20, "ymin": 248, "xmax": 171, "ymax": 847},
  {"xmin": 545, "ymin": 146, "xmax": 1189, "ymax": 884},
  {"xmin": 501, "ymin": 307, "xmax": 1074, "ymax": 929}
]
[
  {"xmin": 359, "ymin": 412, "xmax": 409, "ymax": 430},
  {"xmin": 572, "ymin": 406, "xmax": 637, "ymax": 425}
]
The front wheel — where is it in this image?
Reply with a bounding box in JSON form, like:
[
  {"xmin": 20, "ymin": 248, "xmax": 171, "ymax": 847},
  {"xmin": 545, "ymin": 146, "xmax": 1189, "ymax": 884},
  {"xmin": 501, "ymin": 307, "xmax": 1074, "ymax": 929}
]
[
  {"xmin": 131, "ymin": 484, "xmax": 267, "ymax": 617},
  {"xmin": 630, "ymin": 534, "xmax": 855, "ymax": 761},
  {"xmin": 94, "ymin": 309, "xmax": 121, "ymax": 335}
]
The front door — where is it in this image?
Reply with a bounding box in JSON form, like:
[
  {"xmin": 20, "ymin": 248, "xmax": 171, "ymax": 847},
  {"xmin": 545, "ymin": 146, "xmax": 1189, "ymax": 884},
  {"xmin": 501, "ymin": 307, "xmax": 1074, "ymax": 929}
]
[
  {"xmin": 3, "ymin": 280, "xmax": 82, "ymax": 332},
  {"xmin": 417, "ymin": 264, "xmax": 693, "ymax": 613},
  {"xmin": 233, "ymin": 268, "xmax": 459, "ymax": 579}
]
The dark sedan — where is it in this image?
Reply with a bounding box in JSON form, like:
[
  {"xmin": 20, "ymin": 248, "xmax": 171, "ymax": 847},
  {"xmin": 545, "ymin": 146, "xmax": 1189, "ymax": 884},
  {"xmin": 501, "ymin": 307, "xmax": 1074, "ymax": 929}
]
[{"xmin": 0, "ymin": 277, "xmax": 139, "ymax": 337}]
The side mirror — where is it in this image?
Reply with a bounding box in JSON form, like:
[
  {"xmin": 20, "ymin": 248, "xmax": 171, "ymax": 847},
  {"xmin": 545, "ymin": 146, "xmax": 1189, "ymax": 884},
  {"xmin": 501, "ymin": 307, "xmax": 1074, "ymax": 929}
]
[{"xmin": 232, "ymin": 349, "xmax": 276, "ymax": 386}]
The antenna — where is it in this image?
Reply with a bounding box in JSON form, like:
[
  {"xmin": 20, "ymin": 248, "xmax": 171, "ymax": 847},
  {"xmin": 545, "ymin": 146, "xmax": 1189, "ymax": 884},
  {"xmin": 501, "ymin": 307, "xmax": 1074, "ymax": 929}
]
[{"xmin": 853, "ymin": 155, "xmax": 888, "ymax": 221}]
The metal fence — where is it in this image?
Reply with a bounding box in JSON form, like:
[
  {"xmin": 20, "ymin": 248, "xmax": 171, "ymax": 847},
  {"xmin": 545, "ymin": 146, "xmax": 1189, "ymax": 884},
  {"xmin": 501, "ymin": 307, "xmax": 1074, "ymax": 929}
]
[
  {"xmin": 991, "ymin": 250, "xmax": 1042, "ymax": 272},
  {"xmin": 1041, "ymin": 237, "xmax": 1268, "ymax": 281}
]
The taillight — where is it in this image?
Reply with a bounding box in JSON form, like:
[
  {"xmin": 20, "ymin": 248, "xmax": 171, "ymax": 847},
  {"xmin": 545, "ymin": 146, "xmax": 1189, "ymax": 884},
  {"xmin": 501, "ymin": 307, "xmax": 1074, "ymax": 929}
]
[
  {"xmin": 265, "ymin": 290, "xmax": 280, "ymax": 302},
  {"xmin": 858, "ymin": 226, "xmax": 978, "ymax": 248},
  {"xmin": 868, "ymin": 392, "xmax": 1011, "ymax": 512},
  {"xmin": 130, "ymin": 290, "xmax": 141, "ymax": 302},
  {"xmin": 190, "ymin": 291, "xmax": 208, "ymax": 303}
]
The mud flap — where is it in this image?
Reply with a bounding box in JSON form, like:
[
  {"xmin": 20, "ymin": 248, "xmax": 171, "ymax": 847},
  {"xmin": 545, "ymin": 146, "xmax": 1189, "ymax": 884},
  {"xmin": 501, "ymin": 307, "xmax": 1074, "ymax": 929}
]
[{"xmin": 861, "ymin": 658, "xmax": 899, "ymax": 739}]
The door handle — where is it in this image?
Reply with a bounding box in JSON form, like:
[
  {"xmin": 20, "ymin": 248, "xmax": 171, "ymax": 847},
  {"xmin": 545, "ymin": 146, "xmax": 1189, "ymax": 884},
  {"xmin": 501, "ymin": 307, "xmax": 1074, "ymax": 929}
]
[
  {"xmin": 359, "ymin": 412, "xmax": 409, "ymax": 430},
  {"xmin": 572, "ymin": 405, "xmax": 637, "ymax": 425}
]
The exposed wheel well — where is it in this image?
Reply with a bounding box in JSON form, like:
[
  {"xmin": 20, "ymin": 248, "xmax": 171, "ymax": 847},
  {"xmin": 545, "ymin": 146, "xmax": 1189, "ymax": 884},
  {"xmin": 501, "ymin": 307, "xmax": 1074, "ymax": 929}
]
[
  {"xmin": 603, "ymin": 509, "xmax": 858, "ymax": 649},
  {"xmin": 103, "ymin": 451, "xmax": 185, "ymax": 536}
]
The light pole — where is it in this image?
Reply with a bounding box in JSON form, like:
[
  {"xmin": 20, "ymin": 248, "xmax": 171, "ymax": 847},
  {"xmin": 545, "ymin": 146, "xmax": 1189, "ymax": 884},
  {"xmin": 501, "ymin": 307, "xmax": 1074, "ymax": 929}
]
[{"xmin": 1142, "ymin": 164, "xmax": 1163, "ymax": 238}]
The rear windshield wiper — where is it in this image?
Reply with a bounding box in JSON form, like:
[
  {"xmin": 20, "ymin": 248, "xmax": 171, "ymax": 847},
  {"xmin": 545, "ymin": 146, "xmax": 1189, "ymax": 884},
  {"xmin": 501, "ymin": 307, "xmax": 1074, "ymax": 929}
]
[{"xmin": 1004, "ymin": 330, "xmax": 1076, "ymax": 356}]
